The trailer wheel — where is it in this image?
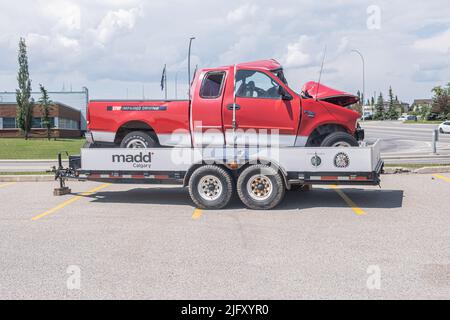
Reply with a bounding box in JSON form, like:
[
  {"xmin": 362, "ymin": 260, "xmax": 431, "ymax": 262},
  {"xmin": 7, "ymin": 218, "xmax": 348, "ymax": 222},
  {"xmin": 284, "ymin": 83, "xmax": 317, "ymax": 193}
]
[
  {"xmin": 120, "ymin": 131, "xmax": 157, "ymax": 148},
  {"xmin": 188, "ymin": 165, "xmax": 234, "ymax": 210},
  {"xmin": 237, "ymin": 164, "xmax": 285, "ymax": 210}
]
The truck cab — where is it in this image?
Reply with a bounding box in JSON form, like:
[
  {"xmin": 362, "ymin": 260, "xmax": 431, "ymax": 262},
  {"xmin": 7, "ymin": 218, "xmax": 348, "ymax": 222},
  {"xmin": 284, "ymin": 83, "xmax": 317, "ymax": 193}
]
[{"xmin": 86, "ymin": 59, "xmax": 363, "ymax": 149}]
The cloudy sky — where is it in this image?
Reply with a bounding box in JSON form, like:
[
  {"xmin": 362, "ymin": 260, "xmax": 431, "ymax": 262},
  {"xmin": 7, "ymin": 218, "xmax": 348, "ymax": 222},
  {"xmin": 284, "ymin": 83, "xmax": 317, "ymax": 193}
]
[{"xmin": 0, "ymin": 0, "xmax": 449, "ymax": 103}]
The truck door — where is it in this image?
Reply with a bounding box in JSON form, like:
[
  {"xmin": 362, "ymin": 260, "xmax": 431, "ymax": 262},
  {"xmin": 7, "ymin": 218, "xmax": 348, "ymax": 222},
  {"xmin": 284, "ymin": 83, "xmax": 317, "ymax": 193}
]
[
  {"xmin": 191, "ymin": 71, "xmax": 227, "ymax": 147},
  {"xmin": 223, "ymin": 70, "xmax": 299, "ymax": 146}
]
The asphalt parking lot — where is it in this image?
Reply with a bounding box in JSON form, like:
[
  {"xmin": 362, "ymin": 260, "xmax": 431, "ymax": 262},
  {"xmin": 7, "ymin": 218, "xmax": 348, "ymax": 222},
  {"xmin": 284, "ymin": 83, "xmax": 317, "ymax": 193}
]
[{"xmin": 1, "ymin": 173, "xmax": 450, "ymax": 299}]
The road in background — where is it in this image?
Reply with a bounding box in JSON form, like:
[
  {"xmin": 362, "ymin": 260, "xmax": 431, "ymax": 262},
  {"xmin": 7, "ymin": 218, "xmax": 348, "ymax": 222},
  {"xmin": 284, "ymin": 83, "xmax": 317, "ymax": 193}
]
[{"xmin": 362, "ymin": 121, "xmax": 450, "ymax": 164}]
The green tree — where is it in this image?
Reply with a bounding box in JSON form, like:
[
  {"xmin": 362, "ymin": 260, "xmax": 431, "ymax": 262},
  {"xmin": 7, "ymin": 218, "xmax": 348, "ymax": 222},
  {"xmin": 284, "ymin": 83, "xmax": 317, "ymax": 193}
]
[
  {"xmin": 38, "ymin": 84, "xmax": 54, "ymax": 140},
  {"xmin": 16, "ymin": 37, "xmax": 33, "ymax": 139},
  {"xmin": 431, "ymin": 83, "xmax": 450, "ymax": 118},
  {"xmin": 374, "ymin": 92, "xmax": 385, "ymax": 120},
  {"xmin": 386, "ymin": 86, "xmax": 399, "ymax": 120}
]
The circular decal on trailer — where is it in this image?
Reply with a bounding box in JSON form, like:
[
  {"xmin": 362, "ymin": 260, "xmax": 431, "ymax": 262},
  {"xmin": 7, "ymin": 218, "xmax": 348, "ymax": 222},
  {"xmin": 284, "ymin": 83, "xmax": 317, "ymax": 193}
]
[
  {"xmin": 334, "ymin": 152, "xmax": 350, "ymax": 168},
  {"xmin": 311, "ymin": 155, "xmax": 322, "ymax": 167}
]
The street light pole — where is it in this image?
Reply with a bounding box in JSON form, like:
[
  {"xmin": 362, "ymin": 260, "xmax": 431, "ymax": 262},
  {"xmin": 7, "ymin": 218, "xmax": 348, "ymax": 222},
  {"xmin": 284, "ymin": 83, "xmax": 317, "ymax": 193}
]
[{"xmin": 351, "ymin": 49, "xmax": 365, "ymax": 121}]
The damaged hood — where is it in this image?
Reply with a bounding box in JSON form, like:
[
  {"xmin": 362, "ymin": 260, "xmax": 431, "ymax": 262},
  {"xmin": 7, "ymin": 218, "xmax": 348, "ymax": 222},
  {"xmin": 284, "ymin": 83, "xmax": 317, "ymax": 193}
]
[{"xmin": 301, "ymin": 81, "xmax": 359, "ymax": 107}]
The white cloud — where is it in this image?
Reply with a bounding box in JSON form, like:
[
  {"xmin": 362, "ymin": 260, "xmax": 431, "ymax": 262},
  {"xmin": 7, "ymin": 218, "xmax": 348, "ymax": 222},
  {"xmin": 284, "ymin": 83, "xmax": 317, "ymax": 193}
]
[
  {"xmin": 96, "ymin": 7, "xmax": 143, "ymax": 44},
  {"xmin": 0, "ymin": 0, "xmax": 449, "ymax": 101},
  {"xmin": 413, "ymin": 28, "xmax": 450, "ymax": 54},
  {"xmin": 281, "ymin": 36, "xmax": 313, "ymax": 68},
  {"xmin": 40, "ymin": 0, "xmax": 81, "ymax": 31},
  {"xmin": 226, "ymin": 4, "xmax": 259, "ymax": 22}
]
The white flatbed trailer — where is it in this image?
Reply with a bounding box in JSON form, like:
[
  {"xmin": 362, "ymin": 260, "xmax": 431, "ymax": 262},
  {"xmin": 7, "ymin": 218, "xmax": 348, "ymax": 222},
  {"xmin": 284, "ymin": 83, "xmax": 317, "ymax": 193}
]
[{"xmin": 54, "ymin": 141, "xmax": 383, "ymax": 210}]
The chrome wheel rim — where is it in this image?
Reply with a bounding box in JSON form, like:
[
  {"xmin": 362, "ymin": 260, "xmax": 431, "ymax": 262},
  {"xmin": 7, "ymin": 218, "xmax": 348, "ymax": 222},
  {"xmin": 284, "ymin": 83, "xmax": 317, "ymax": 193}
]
[
  {"xmin": 198, "ymin": 175, "xmax": 222, "ymax": 201},
  {"xmin": 247, "ymin": 175, "xmax": 273, "ymax": 201},
  {"xmin": 126, "ymin": 139, "xmax": 147, "ymax": 148}
]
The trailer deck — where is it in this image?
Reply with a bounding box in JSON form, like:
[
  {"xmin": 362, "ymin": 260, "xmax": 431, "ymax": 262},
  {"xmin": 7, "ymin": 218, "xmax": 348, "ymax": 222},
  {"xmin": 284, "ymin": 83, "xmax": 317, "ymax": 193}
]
[{"xmin": 54, "ymin": 141, "xmax": 383, "ymax": 209}]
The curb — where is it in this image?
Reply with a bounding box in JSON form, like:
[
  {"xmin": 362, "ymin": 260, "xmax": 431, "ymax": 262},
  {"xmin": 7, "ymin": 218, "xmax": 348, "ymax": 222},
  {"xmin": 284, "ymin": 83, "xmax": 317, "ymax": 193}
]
[
  {"xmin": 0, "ymin": 175, "xmax": 54, "ymax": 182},
  {"xmin": 414, "ymin": 166, "xmax": 450, "ymax": 174},
  {"xmin": 383, "ymin": 166, "xmax": 450, "ymax": 174},
  {"xmin": 383, "ymin": 167, "xmax": 412, "ymax": 174}
]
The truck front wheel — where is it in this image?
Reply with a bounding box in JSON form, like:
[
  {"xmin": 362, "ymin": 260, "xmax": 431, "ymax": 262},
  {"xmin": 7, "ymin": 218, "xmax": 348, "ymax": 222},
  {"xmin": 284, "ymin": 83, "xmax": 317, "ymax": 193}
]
[
  {"xmin": 320, "ymin": 132, "xmax": 359, "ymax": 147},
  {"xmin": 188, "ymin": 165, "xmax": 234, "ymax": 209},
  {"xmin": 120, "ymin": 131, "xmax": 157, "ymax": 148},
  {"xmin": 237, "ymin": 164, "xmax": 286, "ymax": 210}
]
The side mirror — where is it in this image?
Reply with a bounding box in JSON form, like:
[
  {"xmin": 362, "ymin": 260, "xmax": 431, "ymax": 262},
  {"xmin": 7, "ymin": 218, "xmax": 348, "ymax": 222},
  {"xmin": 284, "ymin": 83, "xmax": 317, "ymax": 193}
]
[{"xmin": 279, "ymin": 86, "xmax": 293, "ymax": 101}]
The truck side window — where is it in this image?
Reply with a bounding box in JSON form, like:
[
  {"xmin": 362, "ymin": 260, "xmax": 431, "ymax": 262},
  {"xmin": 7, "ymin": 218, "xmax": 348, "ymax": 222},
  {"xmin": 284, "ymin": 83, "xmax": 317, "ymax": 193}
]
[
  {"xmin": 236, "ymin": 70, "xmax": 281, "ymax": 99},
  {"xmin": 200, "ymin": 72, "xmax": 225, "ymax": 99}
]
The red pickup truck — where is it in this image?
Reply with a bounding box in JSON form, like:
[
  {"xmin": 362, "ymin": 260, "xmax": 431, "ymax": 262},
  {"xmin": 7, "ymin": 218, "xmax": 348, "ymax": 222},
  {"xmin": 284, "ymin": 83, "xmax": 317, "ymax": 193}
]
[{"xmin": 86, "ymin": 59, "xmax": 364, "ymax": 148}]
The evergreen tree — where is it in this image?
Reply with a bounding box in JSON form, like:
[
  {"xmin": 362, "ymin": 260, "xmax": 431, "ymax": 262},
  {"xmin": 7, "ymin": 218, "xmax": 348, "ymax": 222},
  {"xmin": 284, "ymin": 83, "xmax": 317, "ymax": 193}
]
[
  {"xmin": 38, "ymin": 84, "xmax": 54, "ymax": 140},
  {"xmin": 374, "ymin": 93, "xmax": 385, "ymax": 120},
  {"xmin": 16, "ymin": 38, "xmax": 33, "ymax": 139},
  {"xmin": 386, "ymin": 86, "xmax": 399, "ymax": 120},
  {"xmin": 356, "ymin": 90, "xmax": 361, "ymax": 103}
]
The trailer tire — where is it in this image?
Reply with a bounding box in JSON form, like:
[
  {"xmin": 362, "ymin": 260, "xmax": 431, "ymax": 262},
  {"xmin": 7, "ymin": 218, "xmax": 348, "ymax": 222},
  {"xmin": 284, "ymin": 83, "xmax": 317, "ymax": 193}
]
[
  {"xmin": 237, "ymin": 164, "xmax": 285, "ymax": 210},
  {"xmin": 120, "ymin": 131, "xmax": 157, "ymax": 148},
  {"xmin": 188, "ymin": 165, "xmax": 234, "ymax": 210},
  {"xmin": 320, "ymin": 132, "xmax": 359, "ymax": 147}
]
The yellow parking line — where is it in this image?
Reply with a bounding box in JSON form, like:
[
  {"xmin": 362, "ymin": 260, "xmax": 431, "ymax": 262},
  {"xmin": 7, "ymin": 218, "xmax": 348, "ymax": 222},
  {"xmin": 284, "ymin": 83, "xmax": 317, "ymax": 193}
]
[
  {"xmin": 330, "ymin": 185, "xmax": 366, "ymax": 216},
  {"xmin": 31, "ymin": 183, "xmax": 111, "ymax": 221},
  {"xmin": 192, "ymin": 208, "xmax": 203, "ymax": 220},
  {"xmin": 0, "ymin": 182, "xmax": 16, "ymax": 189},
  {"xmin": 433, "ymin": 174, "xmax": 450, "ymax": 183}
]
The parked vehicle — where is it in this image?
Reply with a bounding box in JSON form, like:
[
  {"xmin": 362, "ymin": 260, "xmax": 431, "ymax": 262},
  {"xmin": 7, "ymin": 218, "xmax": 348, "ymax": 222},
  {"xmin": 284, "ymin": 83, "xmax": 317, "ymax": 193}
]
[
  {"xmin": 439, "ymin": 121, "xmax": 450, "ymax": 134},
  {"xmin": 86, "ymin": 59, "xmax": 364, "ymax": 149},
  {"xmin": 398, "ymin": 115, "xmax": 417, "ymax": 122}
]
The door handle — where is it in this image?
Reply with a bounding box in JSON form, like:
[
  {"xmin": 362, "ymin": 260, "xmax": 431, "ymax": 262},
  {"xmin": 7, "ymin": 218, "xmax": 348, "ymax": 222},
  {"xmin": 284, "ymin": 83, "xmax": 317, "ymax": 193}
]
[{"xmin": 227, "ymin": 104, "xmax": 241, "ymax": 111}]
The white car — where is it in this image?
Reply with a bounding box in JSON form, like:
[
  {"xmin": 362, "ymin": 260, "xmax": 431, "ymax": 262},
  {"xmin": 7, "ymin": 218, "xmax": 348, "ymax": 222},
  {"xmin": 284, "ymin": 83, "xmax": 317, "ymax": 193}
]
[{"xmin": 439, "ymin": 121, "xmax": 450, "ymax": 134}]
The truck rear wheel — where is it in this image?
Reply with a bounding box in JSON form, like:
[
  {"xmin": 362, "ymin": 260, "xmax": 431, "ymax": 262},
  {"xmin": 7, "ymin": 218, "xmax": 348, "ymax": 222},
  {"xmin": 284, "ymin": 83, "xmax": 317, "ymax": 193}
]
[
  {"xmin": 237, "ymin": 164, "xmax": 286, "ymax": 210},
  {"xmin": 188, "ymin": 165, "xmax": 234, "ymax": 210},
  {"xmin": 320, "ymin": 132, "xmax": 358, "ymax": 147},
  {"xmin": 120, "ymin": 131, "xmax": 157, "ymax": 148}
]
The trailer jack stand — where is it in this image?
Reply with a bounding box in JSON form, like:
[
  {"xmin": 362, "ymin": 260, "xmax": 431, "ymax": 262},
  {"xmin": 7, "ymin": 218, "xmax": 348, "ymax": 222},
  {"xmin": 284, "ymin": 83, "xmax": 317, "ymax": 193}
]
[
  {"xmin": 52, "ymin": 152, "xmax": 72, "ymax": 196},
  {"xmin": 54, "ymin": 187, "xmax": 71, "ymax": 196}
]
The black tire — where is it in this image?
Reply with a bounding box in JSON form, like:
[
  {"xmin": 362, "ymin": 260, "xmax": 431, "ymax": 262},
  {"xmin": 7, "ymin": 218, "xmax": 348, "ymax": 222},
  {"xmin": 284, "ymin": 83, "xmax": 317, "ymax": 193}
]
[
  {"xmin": 188, "ymin": 165, "xmax": 234, "ymax": 210},
  {"xmin": 320, "ymin": 132, "xmax": 359, "ymax": 147},
  {"xmin": 440, "ymin": 128, "xmax": 445, "ymax": 134},
  {"xmin": 120, "ymin": 131, "xmax": 157, "ymax": 148},
  {"xmin": 237, "ymin": 164, "xmax": 286, "ymax": 210}
]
